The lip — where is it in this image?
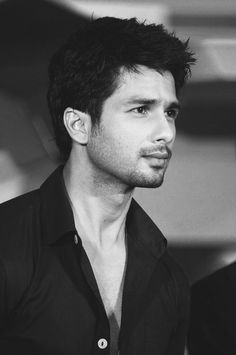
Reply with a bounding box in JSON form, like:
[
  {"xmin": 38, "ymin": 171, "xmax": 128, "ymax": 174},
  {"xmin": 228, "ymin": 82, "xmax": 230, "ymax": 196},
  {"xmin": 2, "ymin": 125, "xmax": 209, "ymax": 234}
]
[{"xmin": 144, "ymin": 151, "xmax": 169, "ymax": 159}]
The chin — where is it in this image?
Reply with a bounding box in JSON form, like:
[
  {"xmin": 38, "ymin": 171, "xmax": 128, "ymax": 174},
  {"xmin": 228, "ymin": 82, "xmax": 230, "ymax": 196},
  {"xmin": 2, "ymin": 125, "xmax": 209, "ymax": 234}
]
[
  {"xmin": 136, "ymin": 178, "xmax": 164, "ymax": 189},
  {"xmin": 128, "ymin": 171, "xmax": 165, "ymax": 189}
]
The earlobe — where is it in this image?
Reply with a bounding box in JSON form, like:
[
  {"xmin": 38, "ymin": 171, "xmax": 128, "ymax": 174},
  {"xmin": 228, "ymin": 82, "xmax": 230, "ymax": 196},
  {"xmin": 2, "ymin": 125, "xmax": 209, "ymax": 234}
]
[{"xmin": 63, "ymin": 107, "xmax": 90, "ymax": 145}]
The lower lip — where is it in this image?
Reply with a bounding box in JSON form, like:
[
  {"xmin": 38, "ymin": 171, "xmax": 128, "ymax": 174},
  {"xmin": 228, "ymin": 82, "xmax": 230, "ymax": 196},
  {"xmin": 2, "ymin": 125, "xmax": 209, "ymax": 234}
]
[{"xmin": 145, "ymin": 156, "xmax": 168, "ymax": 167}]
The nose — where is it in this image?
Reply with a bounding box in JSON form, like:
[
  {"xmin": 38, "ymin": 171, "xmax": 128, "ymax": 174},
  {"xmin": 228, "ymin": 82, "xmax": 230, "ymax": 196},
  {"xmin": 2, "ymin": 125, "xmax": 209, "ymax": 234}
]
[{"xmin": 154, "ymin": 113, "xmax": 176, "ymax": 145}]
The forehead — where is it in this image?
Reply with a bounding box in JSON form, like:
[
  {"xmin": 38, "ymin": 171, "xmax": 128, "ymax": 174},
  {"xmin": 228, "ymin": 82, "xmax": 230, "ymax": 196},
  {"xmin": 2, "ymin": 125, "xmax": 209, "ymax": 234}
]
[{"xmin": 110, "ymin": 65, "xmax": 177, "ymax": 104}]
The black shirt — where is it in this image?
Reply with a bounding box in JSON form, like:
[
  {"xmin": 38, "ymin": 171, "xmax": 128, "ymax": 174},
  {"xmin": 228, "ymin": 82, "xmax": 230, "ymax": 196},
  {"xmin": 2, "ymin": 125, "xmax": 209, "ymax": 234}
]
[
  {"xmin": 188, "ymin": 262, "xmax": 236, "ymax": 355},
  {"xmin": 0, "ymin": 166, "xmax": 189, "ymax": 355}
]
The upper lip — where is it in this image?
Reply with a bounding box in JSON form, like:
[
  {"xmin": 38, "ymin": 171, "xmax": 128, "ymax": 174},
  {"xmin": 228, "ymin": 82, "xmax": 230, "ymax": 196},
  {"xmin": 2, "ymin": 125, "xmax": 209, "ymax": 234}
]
[{"xmin": 144, "ymin": 151, "xmax": 169, "ymax": 159}]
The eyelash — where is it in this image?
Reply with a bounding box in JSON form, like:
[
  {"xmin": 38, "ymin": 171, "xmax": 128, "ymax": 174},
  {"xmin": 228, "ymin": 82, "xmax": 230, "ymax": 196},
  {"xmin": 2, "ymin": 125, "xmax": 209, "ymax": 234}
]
[
  {"xmin": 130, "ymin": 106, "xmax": 179, "ymax": 120},
  {"xmin": 131, "ymin": 106, "xmax": 149, "ymax": 115},
  {"xmin": 165, "ymin": 109, "xmax": 179, "ymax": 120}
]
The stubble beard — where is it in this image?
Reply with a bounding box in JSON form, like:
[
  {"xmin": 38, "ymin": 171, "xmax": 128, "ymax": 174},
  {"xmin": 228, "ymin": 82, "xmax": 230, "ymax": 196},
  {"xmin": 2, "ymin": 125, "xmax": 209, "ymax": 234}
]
[
  {"xmin": 88, "ymin": 125, "xmax": 171, "ymax": 190},
  {"xmin": 126, "ymin": 160, "xmax": 169, "ymax": 189},
  {"xmin": 130, "ymin": 145, "xmax": 172, "ymax": 188}
]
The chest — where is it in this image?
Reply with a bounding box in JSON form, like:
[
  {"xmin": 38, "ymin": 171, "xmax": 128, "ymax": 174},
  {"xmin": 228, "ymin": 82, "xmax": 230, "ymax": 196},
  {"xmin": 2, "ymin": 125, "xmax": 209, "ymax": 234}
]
[
  {"xmin": 7, "ymin": 245, "xmax": 180, "ymax": 355},
  {"xmin": 91, "ymin": 253, "xmax": 127, "ymax": 322}
]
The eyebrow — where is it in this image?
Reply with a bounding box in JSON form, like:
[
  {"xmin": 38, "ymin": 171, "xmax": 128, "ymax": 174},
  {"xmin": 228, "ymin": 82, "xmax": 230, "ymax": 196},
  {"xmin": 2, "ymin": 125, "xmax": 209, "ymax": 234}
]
[
  {"xmin": 124, "ymin": 97, "xmax": 181, "ymax": 110},
  {"xmin": 167, "ymin": 101, "xmax": 181, "ymax": 110}
]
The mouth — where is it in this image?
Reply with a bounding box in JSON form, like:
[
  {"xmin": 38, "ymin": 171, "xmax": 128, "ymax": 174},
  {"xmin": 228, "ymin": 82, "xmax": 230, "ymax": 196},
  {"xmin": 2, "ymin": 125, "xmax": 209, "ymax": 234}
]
[
  {"xmin": 141, "ymin": 143, "xmax": 172, "ymax": 159},
  {"xmin": 145, "ymin": 151, "xmax": 169, "ymax": 159},
  {"xmin": 142, "ymin": 150, "xmax": 171, "ymax": 171},
  {"xmin": 141, "ymin": 145, "xmax": 172, "ymax": 168}
]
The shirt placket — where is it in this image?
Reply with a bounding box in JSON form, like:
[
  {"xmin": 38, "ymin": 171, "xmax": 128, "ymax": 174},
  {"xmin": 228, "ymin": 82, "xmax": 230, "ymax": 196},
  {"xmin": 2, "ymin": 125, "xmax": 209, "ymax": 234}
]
[{"xmin": 74, "ymin": 234, "xmax": 111, "ymax": 354}]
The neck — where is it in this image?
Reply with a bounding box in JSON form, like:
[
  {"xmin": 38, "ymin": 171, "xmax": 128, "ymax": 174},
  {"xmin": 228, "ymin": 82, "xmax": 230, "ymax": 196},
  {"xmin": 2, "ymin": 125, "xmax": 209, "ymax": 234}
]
[{"xmin": 63, "ymin": 156, "xmax": 134, "ymax": 251}]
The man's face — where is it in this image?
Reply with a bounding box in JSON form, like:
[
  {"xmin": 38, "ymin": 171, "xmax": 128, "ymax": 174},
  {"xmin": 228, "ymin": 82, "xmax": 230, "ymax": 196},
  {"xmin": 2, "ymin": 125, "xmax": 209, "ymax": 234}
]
[{"xmin": 87, "ymin": 65, "xmax": 179, "ymax": 190}]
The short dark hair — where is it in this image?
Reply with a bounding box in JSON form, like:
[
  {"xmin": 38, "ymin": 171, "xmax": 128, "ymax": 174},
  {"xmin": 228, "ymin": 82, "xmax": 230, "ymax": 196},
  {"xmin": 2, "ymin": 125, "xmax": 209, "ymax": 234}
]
[{"xmin": 47, "ymin": 17, "xmax": 195, "ymax": 161}]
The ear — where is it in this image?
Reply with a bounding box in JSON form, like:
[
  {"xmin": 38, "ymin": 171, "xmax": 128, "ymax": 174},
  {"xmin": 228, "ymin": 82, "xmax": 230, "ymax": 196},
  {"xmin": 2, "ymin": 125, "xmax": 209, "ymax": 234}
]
[{"xmin": 63, "ymin": 107, "xmax": 91, "ymax": 145}]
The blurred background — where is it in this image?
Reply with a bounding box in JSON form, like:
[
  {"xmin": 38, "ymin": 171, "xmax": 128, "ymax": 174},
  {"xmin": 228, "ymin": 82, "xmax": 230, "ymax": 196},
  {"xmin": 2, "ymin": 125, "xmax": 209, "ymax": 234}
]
[{"xmin": 0, "ymin": 0, "xmax": 235, "ymax": 284}]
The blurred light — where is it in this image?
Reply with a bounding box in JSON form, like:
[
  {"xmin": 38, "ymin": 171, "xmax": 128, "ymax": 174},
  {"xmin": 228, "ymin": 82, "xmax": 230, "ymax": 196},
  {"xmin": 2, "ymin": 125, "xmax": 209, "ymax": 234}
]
[
  {"xmin": 50, "ymin": 0, "xmax": 170, "ymax": 25},
  {"xmin": 202, "ymin": 38, "xmax": 236, "ymax": 80},
  {"xmin": 0, "ymin": 151, "xmax": 26, "ymax": 203}
]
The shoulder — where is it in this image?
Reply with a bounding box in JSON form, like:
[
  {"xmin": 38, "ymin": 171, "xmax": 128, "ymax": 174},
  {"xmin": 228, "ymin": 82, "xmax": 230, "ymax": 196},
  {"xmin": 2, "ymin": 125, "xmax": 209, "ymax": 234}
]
[
  {"xmin": 0, "ymin": 188, "xmax": 42, "ymax": 263},
  {"xmin": 191, "ymin": 261, "xmax": 236, "ymax": 305},
  {"xmin": 189, "ymin": 263, "xmax": 236, "ymax": 339},
  {"xmin": 194, "ymin": 261, "xmax": 236, "ymax": 288},
  {"xmin": 0, "ymin": 189, "xmax": 41, "ymax": 246},
  {"xmin": 189, "ymin": 263, "xmax": 236, "ymax": 353},
  {"xmin": 0, "ymin": 189, "xmax": 40, "ymax": 217},
  {"xmin": 0, "ymin": 189, "xmax": 40, "ymax": 229},
  {"xmin": 0, "ymin": 190, "xmax": 41, "ymax": 265},
  {"xmin": 0, "ymin": 190, "xmax": 42, "ymax": 321},
  {"xmin": 0, "ymin": 188, "xmax": 41, "ymax": 259}
]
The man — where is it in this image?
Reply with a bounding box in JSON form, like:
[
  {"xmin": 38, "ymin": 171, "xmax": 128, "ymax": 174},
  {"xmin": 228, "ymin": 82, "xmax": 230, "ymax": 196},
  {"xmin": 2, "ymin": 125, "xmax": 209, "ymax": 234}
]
[
  {"xmin": 188, "ymin": 261, "xmax": 236, "ymax": 355},
  {"xmin": 0, "ymin": 17, "xmax": 195, "ymax": 354}
]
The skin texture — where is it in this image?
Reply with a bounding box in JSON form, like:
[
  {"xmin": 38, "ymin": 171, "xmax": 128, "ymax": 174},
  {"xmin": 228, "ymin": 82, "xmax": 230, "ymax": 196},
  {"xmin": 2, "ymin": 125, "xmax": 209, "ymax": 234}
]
[
  {"xmin": 86, "ymin": 66, "xmax": 179, "ymax": 191},
  {"xmin": 63, "ymin": 65, "xmax": 179, "ymax": 249}
]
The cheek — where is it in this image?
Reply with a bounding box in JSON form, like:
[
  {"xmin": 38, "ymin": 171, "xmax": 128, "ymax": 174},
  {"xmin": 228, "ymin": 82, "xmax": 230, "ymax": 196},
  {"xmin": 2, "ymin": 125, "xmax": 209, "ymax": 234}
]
[
  {"xmin": 88, "ymin": 126, "xmax": 122, "ymax": 169},
  {"xmin": 99, "ymin": 122, "xmax": 139, "ymax": 154},
  {"xmin": 90, "ymin": 118, "xmax": 148, "ymax": 168}
]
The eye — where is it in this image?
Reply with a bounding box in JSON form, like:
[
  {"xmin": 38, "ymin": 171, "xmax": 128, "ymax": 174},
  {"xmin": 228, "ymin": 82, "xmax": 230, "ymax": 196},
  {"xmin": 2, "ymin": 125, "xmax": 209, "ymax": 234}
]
[
  {"xmin": 131, "ymin": 106, "xmax": 149, "ymax": 115},
  {"xmin": 165, "ymin": 108, "xmax": 179, "ymax": 120}
]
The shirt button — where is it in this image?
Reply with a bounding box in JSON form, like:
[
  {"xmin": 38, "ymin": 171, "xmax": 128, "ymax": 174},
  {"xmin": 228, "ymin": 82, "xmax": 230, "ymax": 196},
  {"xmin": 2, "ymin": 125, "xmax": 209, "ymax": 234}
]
[
  {"xmin": 74, "ymin": 234, "xmax": 78, "ymax": 245},
  {"xmin": 97, "ymin": 338, "xmax": 108, "ymax": 349}
]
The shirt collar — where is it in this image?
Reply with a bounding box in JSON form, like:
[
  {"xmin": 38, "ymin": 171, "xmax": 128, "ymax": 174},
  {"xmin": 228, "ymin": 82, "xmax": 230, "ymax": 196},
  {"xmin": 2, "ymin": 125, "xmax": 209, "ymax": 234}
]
[
  {"xmin": 126, "ymin": 199, "xmax": 167, "ymax": 259},
  {"xmin": 40, "ymin": 166, "xmax": 167, "ymax": 258},
  {"xmin": 40, "ymin": 165, "xmax": 76, "ymax": 245}
]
